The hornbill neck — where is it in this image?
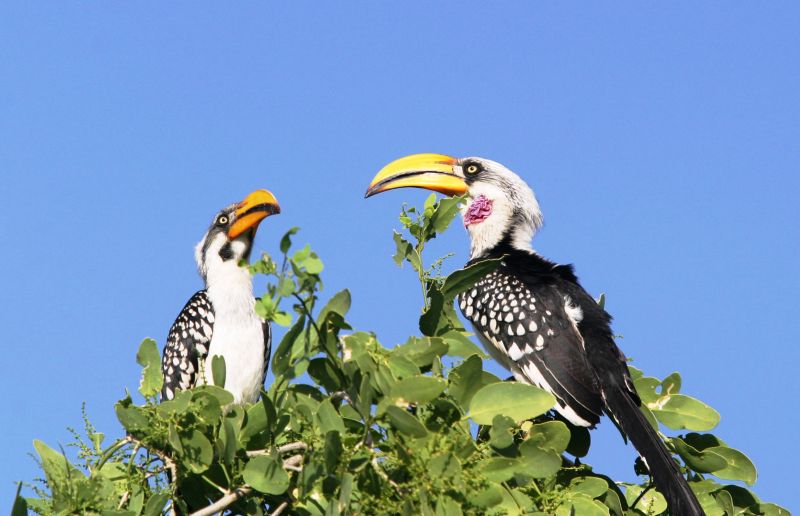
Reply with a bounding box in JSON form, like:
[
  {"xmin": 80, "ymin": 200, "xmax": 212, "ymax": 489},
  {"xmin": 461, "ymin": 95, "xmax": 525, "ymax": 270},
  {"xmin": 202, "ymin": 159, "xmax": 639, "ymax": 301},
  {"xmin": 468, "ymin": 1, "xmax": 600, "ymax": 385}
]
[
  {"xmin": 205, "ymin": 261, "xmax": 255, "ymax": 314},
  {"xmin": 470, "ymin": 229, "xmax": 536, "ymax": 262},
  {"xmin": 466, "ymin": 208, "xmax": 539, "ymax": 261}
]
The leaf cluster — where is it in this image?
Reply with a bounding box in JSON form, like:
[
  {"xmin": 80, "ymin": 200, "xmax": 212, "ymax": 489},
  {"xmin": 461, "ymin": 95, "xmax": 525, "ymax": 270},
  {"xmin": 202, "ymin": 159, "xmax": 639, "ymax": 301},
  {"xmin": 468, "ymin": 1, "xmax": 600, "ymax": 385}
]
[{"xmin": 17, "ymin": 201, "xmax": 789, "ymax": 515}]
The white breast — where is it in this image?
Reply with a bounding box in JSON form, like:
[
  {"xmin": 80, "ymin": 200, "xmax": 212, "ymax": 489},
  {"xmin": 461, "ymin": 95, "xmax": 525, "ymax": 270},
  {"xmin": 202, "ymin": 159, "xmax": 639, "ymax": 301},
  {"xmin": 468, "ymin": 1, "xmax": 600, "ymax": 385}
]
[{"xmin": 204, "ymin": 259, "xmax": 265, "ymax": 404}]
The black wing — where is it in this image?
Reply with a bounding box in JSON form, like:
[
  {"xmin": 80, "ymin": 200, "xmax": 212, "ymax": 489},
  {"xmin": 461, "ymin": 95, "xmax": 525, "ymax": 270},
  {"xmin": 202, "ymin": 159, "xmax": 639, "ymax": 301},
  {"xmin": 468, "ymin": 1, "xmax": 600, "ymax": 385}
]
[
  {"xmin": 459, "ymin": 267, "xmax": 603, "ymax": 426},
  {"xmin": 161, "ymin": 290, "xmax": 214, "ymax": 401},
  {"xmin": 260, "ymin": 319, "xmax": 272, "ymax": 389}
]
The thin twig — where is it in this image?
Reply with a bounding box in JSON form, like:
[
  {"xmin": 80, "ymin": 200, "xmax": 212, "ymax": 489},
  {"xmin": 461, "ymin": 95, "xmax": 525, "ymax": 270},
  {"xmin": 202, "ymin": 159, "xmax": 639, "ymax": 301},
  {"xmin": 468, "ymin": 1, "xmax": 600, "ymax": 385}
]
[
  {"xmin": 117, "ymin": 491, "xmax": 130, "ymax": 510},
  {"xmin": 189, "ymin": 486, "xmax": 253, "ymax": 516},
  {"xmin": 283, "ymin": 454, "xmax": 304, "ymax": 471},
  {"xmin": 630, "ymin": 482, "xmax": 654, "ymax": 511},
  {"xmin": 246, "ymin": 441, "xmax": 308, "ymax": 458},
  {"xmin": 126, "ymin": 436, "xmax": 178, "ymax": 515},
  {"xmin": 270, "ymin": 501, "xmax": 289, "ymax": 516},
  {"xmin": 291, "ymin": 292, "xmax": 325, "ymax": 338},
  {"xmin": 371, "ymin": 456, "xmax": 401, "ymax": 493}
]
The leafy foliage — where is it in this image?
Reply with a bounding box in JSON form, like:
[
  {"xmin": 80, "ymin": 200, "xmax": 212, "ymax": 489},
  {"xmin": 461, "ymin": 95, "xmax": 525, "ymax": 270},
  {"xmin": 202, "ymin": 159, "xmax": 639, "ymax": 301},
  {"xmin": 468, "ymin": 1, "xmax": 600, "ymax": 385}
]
[{"xmin": 17, "ymin": 195, "xmax": 788, "ymax": 515}]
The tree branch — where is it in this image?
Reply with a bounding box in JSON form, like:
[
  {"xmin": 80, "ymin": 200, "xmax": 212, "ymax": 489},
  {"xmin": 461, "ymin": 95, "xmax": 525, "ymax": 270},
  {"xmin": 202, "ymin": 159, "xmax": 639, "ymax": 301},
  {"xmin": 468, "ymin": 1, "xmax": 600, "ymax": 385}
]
[
  {"xmin": 246, "ymin": 441, "xmax": 308, "ymax": 458},
  {"xmin": 189, "ymin": 486, "xmax": 252, "ymax": 516}
]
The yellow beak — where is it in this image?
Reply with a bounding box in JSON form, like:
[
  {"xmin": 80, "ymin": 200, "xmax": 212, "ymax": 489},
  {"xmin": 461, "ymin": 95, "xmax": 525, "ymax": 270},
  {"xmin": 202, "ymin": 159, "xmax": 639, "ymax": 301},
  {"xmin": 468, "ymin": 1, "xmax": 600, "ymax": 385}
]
[
  {"xmin": 227, "ymin": 189, "xmax": 281, "ymax": 239},
  {"xmin": 364, "ymin": 153, "xmax": 467, "ymax": 198}
]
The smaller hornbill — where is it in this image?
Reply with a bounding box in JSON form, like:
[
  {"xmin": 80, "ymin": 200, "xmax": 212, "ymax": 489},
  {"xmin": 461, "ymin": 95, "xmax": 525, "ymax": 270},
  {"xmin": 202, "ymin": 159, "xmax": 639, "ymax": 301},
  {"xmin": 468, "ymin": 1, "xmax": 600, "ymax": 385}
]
[
  {"xmin": 365, "ymin": 154, "xmax": 703, "ymax": 516},
  {"xmin": 161, "ymin": 189, "xmax": 280, "ymax": 405}
]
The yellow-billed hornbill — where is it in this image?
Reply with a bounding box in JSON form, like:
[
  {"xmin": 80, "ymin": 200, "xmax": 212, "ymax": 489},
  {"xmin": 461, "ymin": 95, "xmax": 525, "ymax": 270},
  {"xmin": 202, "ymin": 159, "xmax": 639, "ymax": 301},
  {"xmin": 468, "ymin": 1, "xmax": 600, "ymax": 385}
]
[
  {"xmin": 365, "ymin": 154, "xmax": 703, "ymax": 516},
  {"xmin": 161, "ymin": 189, "xmax": 280, "ymax": 404}
]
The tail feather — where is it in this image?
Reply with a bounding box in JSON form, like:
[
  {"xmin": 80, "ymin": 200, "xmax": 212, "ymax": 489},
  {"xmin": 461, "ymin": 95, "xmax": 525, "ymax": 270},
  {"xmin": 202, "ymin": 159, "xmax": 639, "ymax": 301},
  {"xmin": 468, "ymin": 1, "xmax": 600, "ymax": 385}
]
[{"xmin": 603, "ymin": 385, "xmax": 704, "ymax": 516}]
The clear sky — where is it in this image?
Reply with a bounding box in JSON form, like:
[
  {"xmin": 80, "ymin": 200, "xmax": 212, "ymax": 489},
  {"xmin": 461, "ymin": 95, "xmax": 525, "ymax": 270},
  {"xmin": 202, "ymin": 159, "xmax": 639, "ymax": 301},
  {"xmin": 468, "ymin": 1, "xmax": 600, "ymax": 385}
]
[{"xmin": 1, "ymin": 1, "xmax": 798, "ymax": 510}]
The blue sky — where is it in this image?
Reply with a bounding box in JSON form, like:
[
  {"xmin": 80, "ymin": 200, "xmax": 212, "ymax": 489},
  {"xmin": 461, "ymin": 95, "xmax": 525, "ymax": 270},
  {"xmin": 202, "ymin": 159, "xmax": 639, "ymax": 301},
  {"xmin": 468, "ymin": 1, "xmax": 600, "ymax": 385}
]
[{"xmin": 1, "ymin": 1, "xmax": 798, "ymax": 510}]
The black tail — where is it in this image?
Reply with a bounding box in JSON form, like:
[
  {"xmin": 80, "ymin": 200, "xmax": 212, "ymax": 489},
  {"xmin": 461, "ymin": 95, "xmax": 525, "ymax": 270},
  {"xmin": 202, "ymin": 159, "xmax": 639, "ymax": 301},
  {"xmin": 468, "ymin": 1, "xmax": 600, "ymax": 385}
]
[{"xmin": 603, "ymin": 384, "xmax": 704, "ymax": 516}]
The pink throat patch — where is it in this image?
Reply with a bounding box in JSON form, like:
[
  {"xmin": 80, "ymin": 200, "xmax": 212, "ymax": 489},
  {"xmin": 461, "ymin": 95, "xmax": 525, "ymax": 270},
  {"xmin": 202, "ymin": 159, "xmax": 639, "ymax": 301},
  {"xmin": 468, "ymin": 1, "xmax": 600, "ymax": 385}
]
[{"xmin": 464, "ymin": 195, "xmax": 493, "ymax": 226}]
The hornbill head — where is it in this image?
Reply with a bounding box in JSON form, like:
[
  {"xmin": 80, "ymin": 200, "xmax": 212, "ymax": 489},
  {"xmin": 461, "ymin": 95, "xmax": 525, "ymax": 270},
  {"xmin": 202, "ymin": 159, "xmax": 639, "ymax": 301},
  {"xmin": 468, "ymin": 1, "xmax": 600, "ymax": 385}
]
[
  {"xmin": 366, "ymin": 154, "xmax": 543, "ymax": 258},
  {"xmin": 196, "ymin": 189, "xmax": 281, "ymax": 279}
]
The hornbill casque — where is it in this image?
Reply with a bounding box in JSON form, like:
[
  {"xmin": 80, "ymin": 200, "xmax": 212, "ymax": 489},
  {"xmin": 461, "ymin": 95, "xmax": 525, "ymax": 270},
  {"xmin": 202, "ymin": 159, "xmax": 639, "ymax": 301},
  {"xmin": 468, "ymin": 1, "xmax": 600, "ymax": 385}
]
[
  {"xmin": 365, "ymin": 154, "xmax": 703, "ymax": 516},
  {"xmin": 161, "ymin": 189, "xmax": 280, "ymax": 405}
]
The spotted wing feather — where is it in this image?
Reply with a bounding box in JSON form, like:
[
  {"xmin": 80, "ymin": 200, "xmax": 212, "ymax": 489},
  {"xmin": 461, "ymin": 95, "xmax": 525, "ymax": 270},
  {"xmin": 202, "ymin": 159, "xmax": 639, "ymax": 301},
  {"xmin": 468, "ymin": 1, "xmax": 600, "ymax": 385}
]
[
  {"xmin": 161, "ymin": 290, "xmax": 214, "ymax": 401},
  {"xmin": 458, "ymin": 269, "xmax": 603, "ymax": 426}
]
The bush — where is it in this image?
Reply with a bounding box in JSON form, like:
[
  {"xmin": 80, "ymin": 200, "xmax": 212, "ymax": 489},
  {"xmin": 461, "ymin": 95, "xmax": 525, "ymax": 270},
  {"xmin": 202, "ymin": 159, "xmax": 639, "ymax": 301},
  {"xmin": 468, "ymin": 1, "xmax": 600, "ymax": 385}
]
[{"xmin": 15, "ymin": 195, "xmax": 788, "ymax": 515}]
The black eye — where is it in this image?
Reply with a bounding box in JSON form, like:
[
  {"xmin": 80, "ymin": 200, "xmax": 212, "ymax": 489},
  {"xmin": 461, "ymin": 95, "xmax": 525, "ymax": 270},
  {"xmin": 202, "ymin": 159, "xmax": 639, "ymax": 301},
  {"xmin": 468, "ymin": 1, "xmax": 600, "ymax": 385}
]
[
  {"xmin": 216, "ymin": 215, "xmax": 229, "ymax": 225},
  {"xmin": 464, "ymin": 163, "xmax": 482, "ymax": 175}
]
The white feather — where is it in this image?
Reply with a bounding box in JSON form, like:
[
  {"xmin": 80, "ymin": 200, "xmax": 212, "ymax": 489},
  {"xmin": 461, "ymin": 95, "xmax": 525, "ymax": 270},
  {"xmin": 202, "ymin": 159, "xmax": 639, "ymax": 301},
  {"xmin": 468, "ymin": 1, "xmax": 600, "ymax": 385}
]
[{"xmin": 197, "ymin": 231, "xmax": 266, "ymax": 404}]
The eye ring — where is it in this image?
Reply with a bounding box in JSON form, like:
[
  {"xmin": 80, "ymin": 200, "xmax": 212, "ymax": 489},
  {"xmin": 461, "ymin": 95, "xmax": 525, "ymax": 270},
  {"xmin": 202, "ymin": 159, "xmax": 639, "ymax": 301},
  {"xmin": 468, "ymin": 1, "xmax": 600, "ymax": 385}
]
[
  {"xmin": 464, "ymin": 163, "xmax": 482, "ymax": 175},
  {"xmin": 217, "ymin": 215, "xmax": 229, "ymax": 225}
]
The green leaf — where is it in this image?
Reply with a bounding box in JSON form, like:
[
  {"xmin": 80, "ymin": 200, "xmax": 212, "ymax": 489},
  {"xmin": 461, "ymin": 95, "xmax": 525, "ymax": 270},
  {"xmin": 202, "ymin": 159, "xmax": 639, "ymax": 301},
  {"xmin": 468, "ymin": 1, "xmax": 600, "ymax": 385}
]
[
  {"xmin": 481, "ymin": 457, "xmax": 520, "ymax": 482},
  {"xmin": 429, "ymin": 452, "xmax": 462, "ymax": 480},
  {"xmin": 318, "ymin": 289, "xmax": 352, "ymax": 322},
  {"xmin": 440, "ymin": 331, "xmax": 487, "ymax": 359},
  {"xmin": 568, "ymin": 477, "xmax": 609, "ymax": 498},
  {"xmin": 136, "ymin": 338, "xmax": 163, "ymax": 398},
  {"xmin": 526, "ymin": 420, "xmax": 571, "ymax": 454},
  {"xmin": 390, "ymin": 375, "xmax": 446, "ymax": 404},
  {"xmin": 179, "ymin": 429, "xmax": 214, "ymax": 473},
  {"xmin": 441, "ymin": 258, "xmax": 503, "ymax": 301},
  {"xmin": 142, "ymin": 493, "xmax": 170, "ymax": 516},
  {"xmin": 190, "ymin": 390, "xmax": 223, "ymax": 425},
  {"xmin": 277, "ymin": 276, "xmax": 296, "ymax": 297},
  {"xmin": 272, "ymin": 314, "xmax": 306, "ymax": 375},
  {"xmin": 469, "ymin": 382, "xmax": 555, "ymax": 425},
  {"xmin": 556, "ymin": 495, "xmax": 609, "ymax": 516},
  {"xmin": 428, "ymin": 195, "xmax": 465, "ymax": 235},
  {"xmin": 193, "ymin": 384, "xmax": 235, "ymax": 406},
  {"xmin": 386, "ymin": 406, "xmax": 428, "ymax": 438},
  {"xmin": 489, "ymin": 415, "xmax": 515, "ymax": 450},
  {"xmin": 392, "ymin": 231, "xmax": 422, "ymax": 272},
  {"xmin": 625, "ymin": 485, "xmax": 668, "ymax": 515},
  {"xmin": 649, "ymin": 394, "xmax": 720, "ymax": 431},
  {"xmin": 387, "ymin": 354, "xmax": 420, "ymax": 379},
  {"xmin": 34, "ymin": 440, "xmax": 81, "ymax": 489},
  {"xmin": 596, "ymin": 293, "xmax": 606, "ymax": 310},
  {"xmin": 670, "ymin": 437, "xmax": 728, "ymax": 473},
  {"xmin": 517, "ymin": 441, "xmax": 562, "ymax": 478},
  {"xmin": 316, "ymin": 399, "xmax": 346, "ymax": 434},
  {"xmin": 324, "ymin": 430, "xmax": 343, "ymax": 473},
  {"xmin": 241, "ymin": 398, "xmax": 275, "ymax": 447},
  {"xmin": 467, "ymin": 482, "xmax": 504, "ymax": 508},
  {"xmin": 305, "ymin": 253, "xmax": 324, "ymax": 274},
  {"xmin": 708, "ymin": 446, "xmax": 757, "ymax": 485},
  {"xmin": 394, "ymin": 337, "xmax": 448, "ymax": 368},
  {"xmin": 713, "ymin": 489, "xmax": 735, "ymax": 516},
  {"xmin": 448, "ymin": 354, "xmax": 493, "ymax": 409},
  {"xmin": 272, "ymin": 311, "xmax": 293, "ymax": 327},
  {"xmin": 420, "ymin": 286, "xmax": 446, "ymax": 337},
  {"xmin": 11, "ymin": 483, "xmax": 27, "ymax": 516},
  {"xmin": 115, "ymin": 397, "xmax": 150, "ymax": 434},
  {"xmin": 211, "ymin": 355, "xmax": 226, "ymax": 389},
  {"xmin": 280, "ymin": 226, "xmax": 300, "ymax": 254},
  {"xmin": 661, "ymin": 372, "xmax": 682, "ymax": 395},
  {"xmin": 243, "ymin": 455, "xmax": 290, "ymax": 495},
  {"xmin": 758, "ymin": 503, "xmax": 792, "ymax": 516},
  {"xmin": 218, "ymin": 419, "xmax": 239, "ymax": 465}
]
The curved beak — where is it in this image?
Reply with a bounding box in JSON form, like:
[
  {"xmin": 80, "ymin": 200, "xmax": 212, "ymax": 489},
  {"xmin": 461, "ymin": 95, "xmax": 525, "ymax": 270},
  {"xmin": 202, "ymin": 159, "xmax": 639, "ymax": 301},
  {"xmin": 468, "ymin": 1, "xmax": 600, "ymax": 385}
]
[
  {"xmin": 364, "ymin": 153, "xmax": 467, "ymax": 198},
  {"xmin": 228, "ymin": 189, "xmax": 281, "ymax": 239}
]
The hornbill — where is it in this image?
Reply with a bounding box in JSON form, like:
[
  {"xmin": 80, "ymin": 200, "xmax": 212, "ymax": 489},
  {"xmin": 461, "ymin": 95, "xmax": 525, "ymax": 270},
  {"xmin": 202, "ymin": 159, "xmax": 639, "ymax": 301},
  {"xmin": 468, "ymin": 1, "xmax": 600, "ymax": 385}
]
[
  {"xmin": 161, "ymin": 189, "xmax": 280, "ymax": 405},
  {"xmin": 365, "ymin": 154, "xmax": 703, "ymax": 515}
]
